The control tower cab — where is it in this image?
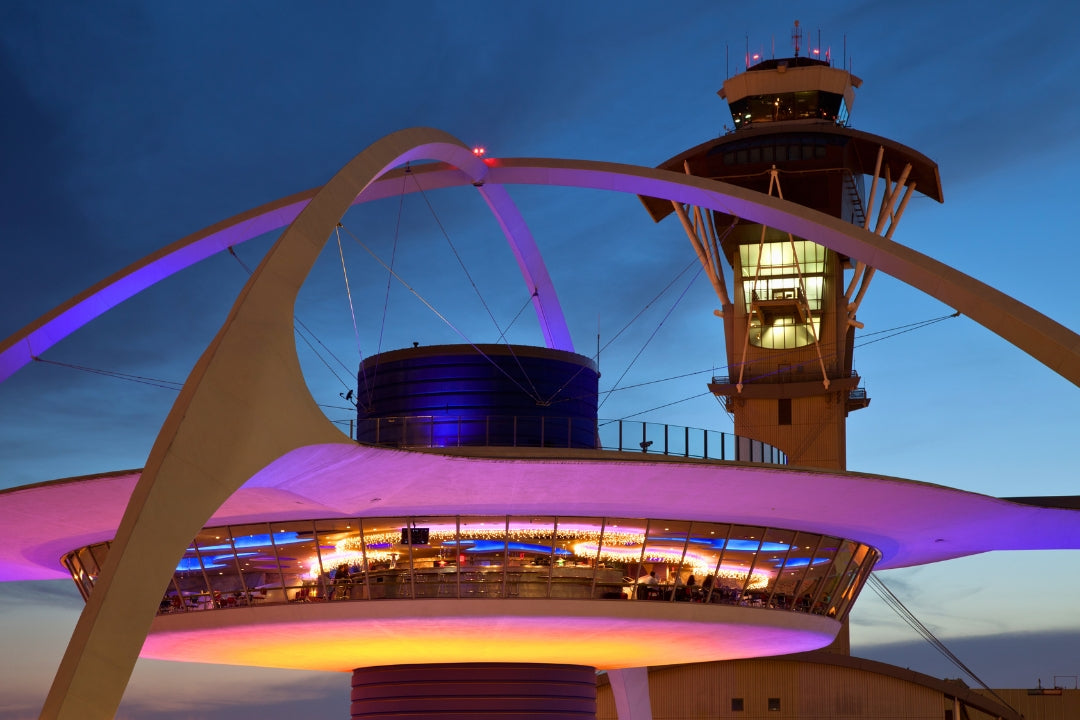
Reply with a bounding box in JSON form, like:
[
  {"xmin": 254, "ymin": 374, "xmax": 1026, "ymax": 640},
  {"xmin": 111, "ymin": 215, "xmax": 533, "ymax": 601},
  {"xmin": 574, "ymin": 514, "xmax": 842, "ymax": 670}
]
[
  {"xmin": 723, "ymin": 55, "xmax": 856, "ymax": 130},
  {"xmin": 641, "ymin": 23, "xmax": 943, "ymax": 470}
]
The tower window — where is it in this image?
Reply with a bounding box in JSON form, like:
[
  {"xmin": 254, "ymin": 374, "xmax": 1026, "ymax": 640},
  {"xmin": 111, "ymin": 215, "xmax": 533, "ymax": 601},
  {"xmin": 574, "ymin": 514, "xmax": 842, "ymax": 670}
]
[
  {"xmin": 768, "ymin": 697, "xmax": 781, "ymax": 711},
  {"xmin": 731, "ymin": 698, "xmax": 744, "ymax": 711},
  {"xmin": 778, "ymin": 398, "xmax": 792, "ymax": 425}
]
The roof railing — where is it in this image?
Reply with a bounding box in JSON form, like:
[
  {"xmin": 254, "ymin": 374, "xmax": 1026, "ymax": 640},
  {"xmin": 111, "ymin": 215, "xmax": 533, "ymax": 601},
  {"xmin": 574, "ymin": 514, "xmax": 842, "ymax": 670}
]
[{"xmin": 353, "ymin": 415, "xmax": 786, "ymax": 465}]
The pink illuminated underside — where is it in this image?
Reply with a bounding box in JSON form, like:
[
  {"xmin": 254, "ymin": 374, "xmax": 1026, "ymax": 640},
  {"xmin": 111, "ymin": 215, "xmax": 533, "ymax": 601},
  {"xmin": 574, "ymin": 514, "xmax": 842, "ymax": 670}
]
[{"xmin": 143, "ymin": 601, "xmax": 838, "ymax": 672}]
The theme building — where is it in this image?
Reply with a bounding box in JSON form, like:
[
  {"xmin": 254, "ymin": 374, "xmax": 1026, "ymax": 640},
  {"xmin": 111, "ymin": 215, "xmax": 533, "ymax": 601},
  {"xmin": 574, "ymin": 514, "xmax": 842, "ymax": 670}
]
[{"xmin": 2, "ymin": 25, "xmax": 1079, "ymax": 720}]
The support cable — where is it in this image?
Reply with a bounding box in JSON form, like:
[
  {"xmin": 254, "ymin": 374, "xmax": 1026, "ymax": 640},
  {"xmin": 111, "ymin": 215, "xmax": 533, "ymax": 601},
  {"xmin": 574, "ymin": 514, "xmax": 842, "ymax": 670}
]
[
  {"xmin": 592, "ymin": 310, "xmax": 960, "ymax": 419},
  {"xmin": 227, "ymin": 246, "xmax": 354, "ymax": 392},
  {"xmin": 601, "ymin": 391, "xmax": 714, "ymax": 424},
  {"xmin": 867, "ymin": 574, "xmax": 1019, "ymax": 715},
  {"xmin": 600, "ymin": 258, "xmax": 700, "ymax": 350},
  {"xmin": 604, "ymin": 367, "xmax": 717, "ymax": 392},
  {"xmin": 555, "ymin": 304, "xmax": 960, "ymax": 408},
  {"xmin": 855, "ymin": 311, "xmax": 959, "ymax": 349},
  {"xmin": 735, "ymin": 167, "xmax": 830, "ymax": 391},
  {"xmin": 32, "ymin": 297, "xmax": 959, "ymax": 460},
  {"xmin": 338, "ymin": 223, "xmax": 542, "ymax": 403},
  {"xmin": 718, "ymin": 310, "xmax": 959, "ymax": 387},
  {"xmin": 364, "ymin": 172, "xmax": 410, "ymax": 410},
  {"xmin": 541, "ymin": 256, "xmax": 701, "ymax": 407},
  {"xmin": 597, "ymin": 264, "xmax": 704, "ymax": 410},
  {"xmin": 495, "ymin": 290, "xmax": 540, "ymax": 345},
  {"xmin": 47, "ymin": 232, "xmax": 962, "ymax": 436},
  {"xmin": 29, "ymin": 357, "xmax": 183, "ymax": 391},
  {"xmin": 334, "ymin": 224, "xmax": 365, "ymax": 375},
  {"xmin": 410, "ymin": 174, "xmax": 543, "ymax": 403},
  {"xmin": 36, "ymin": 301, "xmax": 956, "ymax": 405},
  {"xmin": 292, "ymin": 323, "xmax": 356, "ymax": 395}
]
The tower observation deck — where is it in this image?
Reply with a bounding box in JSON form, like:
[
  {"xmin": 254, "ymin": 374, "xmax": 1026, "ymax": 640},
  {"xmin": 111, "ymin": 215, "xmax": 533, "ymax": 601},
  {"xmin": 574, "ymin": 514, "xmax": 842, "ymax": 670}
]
[{"xmin": 641, "ymin": 22, "xmax": 943, "ymax": 471}]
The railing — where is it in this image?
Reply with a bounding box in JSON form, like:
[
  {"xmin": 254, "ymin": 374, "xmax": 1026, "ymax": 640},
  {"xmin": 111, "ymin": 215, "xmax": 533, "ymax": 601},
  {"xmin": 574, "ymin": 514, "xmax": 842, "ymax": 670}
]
[
  {"xmin": 354, "ymin": 415, "xmax": 786, "ymax": 465},
  {"xmin": 356, "ymin": 415, "xmax": 595, "ymax": 451},
  {"xmin": 598, "ymin": 420, "xmax": 785, "ymax": 464},
  {"xmin": 751, "ymin": 287, "xmax": 806, "ymax": 303},
  {"xmin": 712, "ymin": 369, "xmax": 862, "ymax": 389}
]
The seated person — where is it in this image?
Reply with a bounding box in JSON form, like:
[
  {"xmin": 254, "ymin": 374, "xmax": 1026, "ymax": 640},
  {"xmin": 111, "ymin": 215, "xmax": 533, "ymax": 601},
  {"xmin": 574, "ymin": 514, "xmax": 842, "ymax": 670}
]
[
  {"xmin": 636, "ymin": 570, "xmax": 659, "ymax": 599},
  {"xmin": 686, "ymin": 574, "xmax": 700, "ymax": 601}
]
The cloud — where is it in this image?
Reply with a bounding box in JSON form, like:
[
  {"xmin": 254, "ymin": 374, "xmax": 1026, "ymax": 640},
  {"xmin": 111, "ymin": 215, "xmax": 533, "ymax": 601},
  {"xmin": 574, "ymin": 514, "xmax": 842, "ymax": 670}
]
[
  {"xmin": 0, "ymin": 43, "xmax": 98, "ymax": 338},
  {"xmin": 0, "ymin": 583, "xmax": 348, "ymax": 720},
  {"xmin": 0, "ymin": 583, "xmax": 81, "ymax": 718},
  {"xmin": 117, "ymin": 664, "xmax": 348, "ymax": 719},
  {"xmin": 847, "ymin": 3, "xmax": 1078, "ymax": 189},
  {"xmin": 854, "ymin": 628, "xmax": 1080, "ymax": 690},
  {"xmin": 0, "ymin": 580, "xmax": 83, "ymax": 613}
]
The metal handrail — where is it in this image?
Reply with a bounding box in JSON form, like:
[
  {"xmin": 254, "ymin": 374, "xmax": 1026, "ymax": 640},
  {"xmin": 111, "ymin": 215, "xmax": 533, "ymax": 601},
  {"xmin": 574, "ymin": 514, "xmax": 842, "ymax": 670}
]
[
  {"xmin": 712, "ymin": 369, "xmax": 862, "ymax": 386},
  {"xmin": 353, "ymin": 415, "xmax": 786, "ymax": 465}
]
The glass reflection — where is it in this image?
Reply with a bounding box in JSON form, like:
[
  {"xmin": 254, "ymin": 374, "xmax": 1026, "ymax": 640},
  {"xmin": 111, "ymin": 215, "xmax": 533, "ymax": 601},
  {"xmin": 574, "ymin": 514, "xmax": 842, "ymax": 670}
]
[
  {"xmin": 761, "ymin": 528, "xmax": 796, "ymax": 609},
  {"xmin": 314, "ymin": 518, "xmax": 357, "ymax": 600},
  {"xmin": 820, "ymin": 539, "xmax": 858, "ymax": 618},
  {"xmin": 801, "ymin": 535, "xmax": 840, "ymax": 614},
  {"xmin": 359, "ymin": 516, "xmax": 409, "ymax": 599},
  {"xmin": 767, "ymin": 531, "xmax": 810, "ymax": 609},
  {"xmin": 832, "ymin": 543, "xmax": 871, "ymax": 619}
]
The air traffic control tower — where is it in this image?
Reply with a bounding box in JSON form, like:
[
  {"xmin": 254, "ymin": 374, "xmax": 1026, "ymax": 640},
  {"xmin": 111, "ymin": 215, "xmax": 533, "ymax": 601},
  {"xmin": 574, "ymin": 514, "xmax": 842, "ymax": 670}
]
[{"xmin": 642, "ymin": 21, "xmax": 942, "ymax": 470}]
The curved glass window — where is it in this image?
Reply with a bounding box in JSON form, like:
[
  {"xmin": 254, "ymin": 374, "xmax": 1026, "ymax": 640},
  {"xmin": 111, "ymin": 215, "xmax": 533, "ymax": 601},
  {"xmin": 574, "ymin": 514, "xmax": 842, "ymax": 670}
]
[
  {"xmin": 64, "ymin": 516, "xmax": 879, "ymax": 622},
  {"xmin": 729, "ymin": 90, "xmax": 845, "ymax": 129}
]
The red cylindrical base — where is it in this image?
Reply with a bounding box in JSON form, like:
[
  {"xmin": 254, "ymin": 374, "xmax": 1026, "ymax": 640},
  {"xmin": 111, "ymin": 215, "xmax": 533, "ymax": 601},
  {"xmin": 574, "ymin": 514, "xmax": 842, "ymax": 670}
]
[{"xmin": 350, "ymin": 662, "xmax": 596, "ymax": 719}]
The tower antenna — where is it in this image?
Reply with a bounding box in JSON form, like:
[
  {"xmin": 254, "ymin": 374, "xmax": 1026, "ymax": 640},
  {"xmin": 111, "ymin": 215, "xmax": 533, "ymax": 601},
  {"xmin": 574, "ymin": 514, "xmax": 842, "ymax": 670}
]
[{"xmin": 792, "ymin": 19, "xmax": 801, "ymax": 57}]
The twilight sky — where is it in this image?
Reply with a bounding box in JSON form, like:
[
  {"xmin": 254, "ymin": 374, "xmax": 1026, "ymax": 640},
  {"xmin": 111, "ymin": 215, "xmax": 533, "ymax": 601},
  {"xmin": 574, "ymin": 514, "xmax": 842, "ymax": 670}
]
[{"xmin": 2, "ymin": 2, "xmax": 1079, "ymax": 717}]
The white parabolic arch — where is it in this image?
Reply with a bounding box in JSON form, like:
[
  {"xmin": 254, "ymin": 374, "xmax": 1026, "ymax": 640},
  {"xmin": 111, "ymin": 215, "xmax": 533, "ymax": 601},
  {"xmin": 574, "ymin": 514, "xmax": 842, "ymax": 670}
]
[
  {"xmin": 30, "ymin": 128, "xmax": 1080, "ymax": 718},
  {"xmin": 3, "ymin": 153, "xmax": 1080, "ymax": 387}
]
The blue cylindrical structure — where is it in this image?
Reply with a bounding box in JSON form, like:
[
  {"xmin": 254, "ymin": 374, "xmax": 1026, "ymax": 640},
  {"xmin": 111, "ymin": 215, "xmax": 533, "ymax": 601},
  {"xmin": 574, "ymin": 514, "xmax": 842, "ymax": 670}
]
[{"xmin": 355, "ymin": 344, "xmax": 598, "ymax": 449}]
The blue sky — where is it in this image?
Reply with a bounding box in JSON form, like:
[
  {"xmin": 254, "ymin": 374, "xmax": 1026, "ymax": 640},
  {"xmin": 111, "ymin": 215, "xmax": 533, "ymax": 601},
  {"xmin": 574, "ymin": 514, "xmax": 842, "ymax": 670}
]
[{"xmin": 2, "ymin": 2, "xmax": 1079, "ymax": 717}]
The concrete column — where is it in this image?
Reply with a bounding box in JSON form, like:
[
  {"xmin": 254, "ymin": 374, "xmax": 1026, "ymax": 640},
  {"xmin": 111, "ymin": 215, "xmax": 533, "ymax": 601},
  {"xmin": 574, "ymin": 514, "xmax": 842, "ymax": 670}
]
[{"xmin": 607, "ymin": 666, "xmax": 652, "ymax": 720}]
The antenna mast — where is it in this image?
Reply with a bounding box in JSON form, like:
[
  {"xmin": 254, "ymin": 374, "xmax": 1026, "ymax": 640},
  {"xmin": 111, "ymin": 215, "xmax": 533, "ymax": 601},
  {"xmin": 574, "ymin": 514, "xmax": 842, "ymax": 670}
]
[{"xmin": 792, "ymin": 19, "xmax": 802, "ymax": 57}]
